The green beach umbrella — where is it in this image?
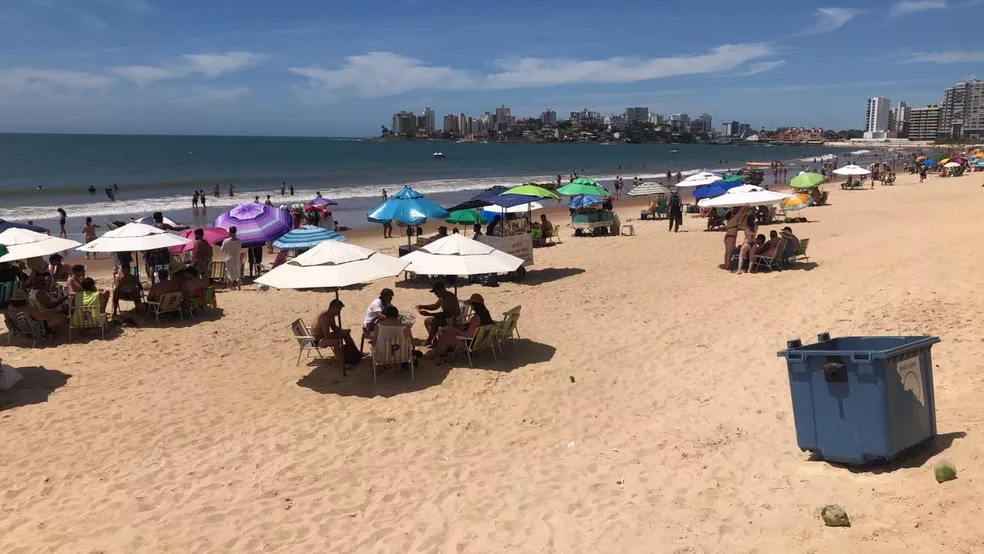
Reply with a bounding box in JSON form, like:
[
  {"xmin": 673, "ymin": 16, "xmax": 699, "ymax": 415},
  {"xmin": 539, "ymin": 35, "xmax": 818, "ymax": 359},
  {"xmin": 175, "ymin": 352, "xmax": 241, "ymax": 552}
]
[
  {"xmin": 570, "ymin": 177, "xmax": 599, "ymax": 187},
  {"xmin": 928, "ymin": 153, "xmax": 945, "ymax": 160},
  {"xmin": 789, "ymin": 172, "xmax": 824, "ymax": 190},
  {"xmin": 0, "ymin": 244, "xmax": 7, "ymax": 257},
  {"xmin": 557, "ymin": 182, "xmax": 610, "ymax": 197},
  {"xmin": 502, "ymin": 184, "xmax": 561, "ymax": 200},
  {"xmin": 722, "ymin": 174, "xmax": 745, "ymax": 183},
  {"xmin": 445, "ymin": 209, "xmax": 486, "ymax": 225}
]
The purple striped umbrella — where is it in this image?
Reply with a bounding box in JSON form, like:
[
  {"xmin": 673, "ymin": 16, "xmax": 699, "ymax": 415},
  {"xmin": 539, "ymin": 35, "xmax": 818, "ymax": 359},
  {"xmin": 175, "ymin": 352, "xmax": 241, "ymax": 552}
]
[
  {"xmin": 309, "ymin": 196, "xmax": 338, "ymax": 206},
  {"xmin": 212, "ymin": 203, "xmax": 291, "ymax": 247}
]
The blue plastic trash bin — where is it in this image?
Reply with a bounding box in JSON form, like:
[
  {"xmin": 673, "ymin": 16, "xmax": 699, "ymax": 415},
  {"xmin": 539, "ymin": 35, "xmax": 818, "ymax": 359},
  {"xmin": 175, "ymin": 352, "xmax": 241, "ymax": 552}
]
[{"xmin": 777, "ymin": 333, "xmax": 940, "ymax": 465}]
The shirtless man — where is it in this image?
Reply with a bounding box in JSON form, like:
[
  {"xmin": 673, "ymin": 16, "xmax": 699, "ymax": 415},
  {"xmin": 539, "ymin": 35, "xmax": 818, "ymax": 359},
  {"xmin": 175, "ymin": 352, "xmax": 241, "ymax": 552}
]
[
  {"xmin": 416, "ymin": 282, "xmax": 460, "ymax": 346},
  {"xmin": 7, "ymin": 289, "xmax": 67, "ymax": 335},
  {"xmin": 147, "ymin": 270, "xmax": 180, "ymax": 302},
  {"xmin": 112, "ymin": 264, "xmax": 144, "ymax": 314},
  {"xmin": 67, "ymin": 265, "xmax": 86, "ymax": 295},
  {"xmin": 311, "ymin": 299, "xmax": 347, "ymax": 349}
]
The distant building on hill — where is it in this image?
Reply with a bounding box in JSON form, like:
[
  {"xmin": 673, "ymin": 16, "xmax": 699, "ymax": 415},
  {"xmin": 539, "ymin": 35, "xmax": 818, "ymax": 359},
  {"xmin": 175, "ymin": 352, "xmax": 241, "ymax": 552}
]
[
  {"xmin": 908, "ymin": 104, "xmax": 941, "ymax": 141},
  {"xmin": 699, "ymin": 113, "xmax": 712, "ymax": 134},
  {"xmin": 442, "ymin": 114, "xmax": 459, "ymax": 135},
  {"xmin": 939, "ymin": 79, "xmax": 984, "ymax": 140},
  {"xmin": 541, "ymin": 109, "xmax": 557, "ymax": 126},
  {"xmin": 392, "ymin": 111, "xmax": 417, "ymax": 136},
  {"xmin": 864, "ymin": 96, "xmax": 891, "ymax": 139},
  {"xmin": 420, "ymin": 107, "xmax": 435, "ymax": 134},
  {"xmin": 625, "ymin": 107, "xmax": 649, "ymax": 123}
]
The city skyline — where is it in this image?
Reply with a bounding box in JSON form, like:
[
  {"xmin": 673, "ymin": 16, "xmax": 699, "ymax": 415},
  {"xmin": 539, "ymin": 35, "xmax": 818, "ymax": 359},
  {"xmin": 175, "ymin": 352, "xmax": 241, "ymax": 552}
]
[{"xmin": 1, "ymin": 0, "xmax": 982, "ymax": 136}]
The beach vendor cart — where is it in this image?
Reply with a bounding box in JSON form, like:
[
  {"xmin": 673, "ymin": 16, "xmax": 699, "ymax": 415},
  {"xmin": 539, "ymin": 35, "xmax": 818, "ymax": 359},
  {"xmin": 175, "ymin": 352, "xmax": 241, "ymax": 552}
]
[
  {"xmin": 475, "ymin": 205, "xmax": 534, "ymax": 281},
  {"xmin": 569, "ymin": 195, "xmax": 617, "ymax": 236}
]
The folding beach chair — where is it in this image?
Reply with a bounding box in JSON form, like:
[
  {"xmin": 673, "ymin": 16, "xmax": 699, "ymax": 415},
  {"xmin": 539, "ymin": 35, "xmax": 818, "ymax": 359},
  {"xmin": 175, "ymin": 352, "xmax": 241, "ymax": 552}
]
[
  {"xmin": 454, "ymin": 324, "xmax": 497, "ymax": 367},
  {"xmin": 146, "ymin": 291, "xmax": 185, "ymax": 324},
  {"xmin": 290, "ymin": 318, "xmax": 339, "ymax": 372},
  {"xmin": 752, "ymin": 238, "xmax": 787, "ymax": 273},
  {"xmin": 457, "ymin": 299, "xmax": 474, "ymax": 327},
  {"xmin": 791, "ymin": 238, "xmax": 810, "ymax": 263},
  {"xmin": 209, "ymin": 261, "xmax": 228, "ymax": 287},
  {"xmin": 494, "ymin": 307, "xmax": 522, "ymax": 354},
  {"xmin": 68, "ymin": 305, "xmax": 107, "ymax": 341},
  {"xmin": 371, "ymin": 336, "xmax": 415, "ymax": 383},
  {"xmin": 4, "ymin": 310, "xmax": 53, "ymax": 347}
]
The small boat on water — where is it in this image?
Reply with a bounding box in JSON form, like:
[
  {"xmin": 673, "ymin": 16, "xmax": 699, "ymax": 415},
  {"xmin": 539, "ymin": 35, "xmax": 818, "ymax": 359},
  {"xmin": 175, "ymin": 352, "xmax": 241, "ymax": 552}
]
[
  {"xmin": 669, "ymin": 149, "xmax": 679, "ymax": 153},
  {"xmin": 432, "ymin": 152, "xmax": 445, "ymax": 158}
]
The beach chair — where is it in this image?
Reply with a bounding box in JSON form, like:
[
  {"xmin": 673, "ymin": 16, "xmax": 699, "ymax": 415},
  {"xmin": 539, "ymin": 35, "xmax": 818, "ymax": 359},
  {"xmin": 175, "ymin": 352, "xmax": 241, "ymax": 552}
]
[
  {"xmin": 184, "ymin": 288, "xmax": 218, "ymax": 316},
  {"xmin": 778, "ymin": 238, "xmax": 798, "ymax": 267},
  {"xmin": 531, "ymin": 227, "xmax": 544, "ymax": 247},
  {"xmin": 260, "ymin": 250, "xmax": 289, "ymax": 274},
  {"xmin": 655, "ymin": 198, "xmax": 667, "ymax": 219},
  {"xmin": 454, "ymin": 324, "xmax": 497, "ymax": 367},
  {"xmin": 371, "ymin": 336, "xmax": 415, "ymax": 383},
  {"xmin": 289, "ymin": 318, "xmax": 335, "ymax": 371},
  {"xmin": 148, "ymin": 264, "xmax": 170, "ymax": 284},
  {"xmin": 146, "ymin": 291, "xmax": 185, "ymax": 323},
  {"xmin": 495, "ymin": 306, "xmax": 522, "ymax": 351},
  {"xmin": 4, "ymin": 310, "xmax": 52, "ymax": 347},
  {"xmin": 457, "ymin": 299, "xmax": 474, "ymax": 327},
  {"xmin": 68, "ymin": 305, "xmax": 107, "ymax": 341},
  {"xmin": 209, "ymin": 261, "xmax": 228, "ymax": 287},
  {"xmin": 0, "ymin": 281, "xmax": 19, "ymax": 304},
  {"xmin": 752, "ymin": 238, "xmax": 786, "ymax": 273},
  {"xmin": 791, "ymin": 238, "xmax": 811, "ymax": 263},
  {"xmin": 706, "ymin": 210, "xmax": 725, "ymax": 231}
]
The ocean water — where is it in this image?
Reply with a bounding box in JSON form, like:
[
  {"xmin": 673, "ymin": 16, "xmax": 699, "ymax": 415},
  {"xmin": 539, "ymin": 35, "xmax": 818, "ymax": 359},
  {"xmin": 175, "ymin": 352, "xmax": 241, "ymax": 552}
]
[{"xmin": 0, "ymin": 133, "xmax": 853, "ymax": 237}]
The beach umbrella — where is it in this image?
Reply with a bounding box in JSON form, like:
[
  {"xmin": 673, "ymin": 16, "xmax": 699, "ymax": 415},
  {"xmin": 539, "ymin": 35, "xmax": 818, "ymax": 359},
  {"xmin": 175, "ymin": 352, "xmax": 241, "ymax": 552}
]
[
  {"xmin": 922, "ymin": 160, "xmax": 938, "ymax": 167},
  {"xmin": 928, "ymin": 153, "xmax": 945, "ymax": 160},
  {"xmin": 944, "ymin": 162, "xmax": 961, "ymax": 168},
  {"xmin": 77, "ymin": 222, "xmax": 189, "ymax": 253},
  {"xmin": 272, "ymin": 225, "xmax": 347, "ymax": 251},
  {"xmin": 134, "ymin": 214, "xmax": 182, "ymax": 227},
  {"xmin": 568, "ymin": 195, "xmax": 605, "ymax": 209},
  {"xmin": 0, "ymin": 219, "xmax": 47, "ymax": 233},
  {"xmin": 976, "ymin": 161, "xmax": 984, "ymax": 168},
  {"xmin": 950, "ymin": 157, "xmax": 967, "ymax": 164},
  {"xmin": 366, "ymin": 185, "xmax": 449, "ymax": 226},
  {"xmin": 446, "ymin": 187, "xmax": 540, "ymax": 212},
  {"xmin": 0, "ymin": 228, "xmax": 81, "ymax": 263},
  {"xmin": 213, "ymin": 203, "xmax": 291, "ymax": 247},
  {"xmin": 677, "ymin": 171, "xmax": 723, "ymax": 188},
  {"xmin": 692, "ymin": 183, "xmax": 732, "ymax": 199},
  {"xmin": 939, "ymin": 158, "xmax": 950, "ymax": 165},
  {"xmin": 627, "ymin": 182, "xmax": 671, "ymax": 196},
  {"xmin": 501, "ymin": 184, "xmax": 561, "ymax": 200},
  {"xmin": 781, "ymin": 194, "xmax": 813, "ymax": 213},
  {"xmin": 833, "ymin": 165, "xmax": 872, "ymax": 176},
  {"xmin": 697, "ymin": 185, "xmax": 795, "ymax": 208},
  {"xmin": 445, "ymin": 210, "xmax": 486, "ymax": 225},
  {"xmin": 790, "ymin": 172, "xmax": 825, "ymax": 189},
  {"xmin": 483, "ymin": 201, "xmax": 544, "ymax": 214},
  {"xmin": 402, "ymin": 234, "xmax": 524, "ymax": 285},
  {"xmin": 570, "ymin": 177, "xmax": 599, "ymax": 187},
  {"xmin": 169, "ymin": 227, "xmax": 229, "ymax": 254},
  {"xmin": 557, "ymin": 182, "xmax": 610, "ymax": 197},
  {"xmin": 309, "ymin": 196, "xmax": 338, "ymax": 207},
  {"xmin": 721, "ymin": 174, "xmax": 746, "ymax": 183}
]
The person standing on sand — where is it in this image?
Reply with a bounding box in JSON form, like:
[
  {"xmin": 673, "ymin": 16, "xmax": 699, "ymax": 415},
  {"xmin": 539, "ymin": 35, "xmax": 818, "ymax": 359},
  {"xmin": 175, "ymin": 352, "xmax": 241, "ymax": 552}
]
[
  {"xmin": 722, "ymin": 206, "xmax": 749, "ymax": 269},
  {"xmin": 57, "ymin": 208, "xmax": 67, "ymax": 238},
  {"xmin": 667, "ymin": 190, "xmax": 682, "ymax": 233},
  {"xmin": 82, "ymin": 217, "xmax": 99, "ymax": 260},
  {"xmin": 220, "ymin": 226, "xmax": 242, "ymax": 290},
  {"xmin": 192, "ymin": 190, "xmax": 199, "ymax": 210},
  {"xmin": 190, "ymin": 228, "xmax": 212, "ymax": 278}
]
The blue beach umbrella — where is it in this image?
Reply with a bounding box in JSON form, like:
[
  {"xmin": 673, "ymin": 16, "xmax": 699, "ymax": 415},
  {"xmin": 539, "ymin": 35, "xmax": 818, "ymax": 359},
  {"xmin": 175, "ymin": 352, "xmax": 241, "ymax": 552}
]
[
  {"xmin": 366, "ymin": 185, "xmax": 449, "ymax": 225},
  {"xmin": 976, "ymin": 161, "xmax": 984, "ymax": 168},
  {"xmin": 923, "ymin": 160, "xmax": 938, "ymax": 167},
  {"xmin": 0, "ymin": 219, "xmax": 47, "ymax": 233},
  {"xmin": 568, "ymin": 195, "xmax": 604, "ymax": 209},
  {"xmin": 692, "ymin": 181, "xmax": 739, "ymax": 199},
  {"xmin": 272, "ymin": 225, "xmax": 347, "ymax": 251},
  {"xmin": 447, "ymin": 187, "xmax": 541, "ymax": 212}
]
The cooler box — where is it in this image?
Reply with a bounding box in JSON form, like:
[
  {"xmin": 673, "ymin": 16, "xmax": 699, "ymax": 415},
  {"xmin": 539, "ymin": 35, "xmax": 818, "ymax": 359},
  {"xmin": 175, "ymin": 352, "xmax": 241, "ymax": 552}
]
[{"xmin": 777, "ymin": 333, "xmax": 940, "ymax": 465}]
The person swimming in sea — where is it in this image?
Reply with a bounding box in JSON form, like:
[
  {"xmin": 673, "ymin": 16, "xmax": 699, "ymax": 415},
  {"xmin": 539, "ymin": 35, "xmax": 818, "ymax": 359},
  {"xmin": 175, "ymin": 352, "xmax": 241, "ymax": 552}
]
[{"xmin": 88, "ymin": 185, "xmax": 96, "ymax": 194}]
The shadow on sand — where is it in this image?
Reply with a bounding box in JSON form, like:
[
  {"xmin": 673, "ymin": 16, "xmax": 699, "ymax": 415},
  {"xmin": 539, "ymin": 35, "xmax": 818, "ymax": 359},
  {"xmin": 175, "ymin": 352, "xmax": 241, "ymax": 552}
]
[
  {"xmin": 296, "ymin": 338, "xmax": 556, "ymax": 399},
  {"xmin": 0, "ymin": 365, "xmax": 72, "ymax": 410},
  {"xmin": 809, "ymin": 431, "xmax": 967, "ymax": 474}
]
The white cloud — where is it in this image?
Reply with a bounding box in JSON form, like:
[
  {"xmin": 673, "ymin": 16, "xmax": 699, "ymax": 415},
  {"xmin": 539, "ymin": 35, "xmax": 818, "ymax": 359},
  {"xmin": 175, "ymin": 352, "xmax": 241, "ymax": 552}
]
[
  {"xmin": 172, "ymin": 86, "xmax": 251, "ymax": 104},
  {"xmin": 290, "ymin": 44, "xmax": 776, "ymax": 97},
  {"xmin": 113, "ymin": 51, "xmax": 266, "ymax": 86},
  {"xmin": 796, "ymin": 7, "xmax": 858, "ymax": 36},
  {"xmin": 727, "ymin": 60, "xmax": 787, "ymax": 77},
  {"xmin": 32, "ymin": 0, "xmax": 154, "ymax": 14},
  {"xmin": 889, "ymin": 0, "xmax": 947, "ymax": 15},
  {"xmin": 0, "ymin": 68, "xmax": 112, "ymax": 92},
  {"xmin": 897, "ymin": 50, "xmax": 984, "ymax": 63}
]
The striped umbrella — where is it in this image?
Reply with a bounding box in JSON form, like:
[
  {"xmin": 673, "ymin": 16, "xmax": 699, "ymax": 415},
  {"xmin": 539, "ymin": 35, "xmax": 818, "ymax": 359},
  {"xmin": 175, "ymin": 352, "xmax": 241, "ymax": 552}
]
[
  {"xmin": 309, "ymin": 196, "xmax": 338, "ymax": 206},
  {"xmin": 272, "ymin": 225, "xmax": 347, "ymax": 250},
  {"xmin": 627, "ymin": 182, "xmax": 671, "ymax": 196},
  {"xmin": 213, "ymin": 203, "xmax": 291, "ymax": 247}
]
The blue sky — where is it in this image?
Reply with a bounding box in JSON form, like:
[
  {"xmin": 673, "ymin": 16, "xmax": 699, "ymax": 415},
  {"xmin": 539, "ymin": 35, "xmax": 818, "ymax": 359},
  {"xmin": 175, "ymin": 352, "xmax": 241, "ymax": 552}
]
[{"xmin": 0, "ymin": 0, "xmax": 980, "ymax": 136}]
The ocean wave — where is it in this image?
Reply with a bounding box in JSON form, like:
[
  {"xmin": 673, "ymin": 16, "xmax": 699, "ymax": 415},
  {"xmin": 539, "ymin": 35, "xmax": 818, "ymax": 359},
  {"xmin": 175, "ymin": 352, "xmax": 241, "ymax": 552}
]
[{"xmin": 797, "ymin": 153, "xmax": 839, "ymax": 162}]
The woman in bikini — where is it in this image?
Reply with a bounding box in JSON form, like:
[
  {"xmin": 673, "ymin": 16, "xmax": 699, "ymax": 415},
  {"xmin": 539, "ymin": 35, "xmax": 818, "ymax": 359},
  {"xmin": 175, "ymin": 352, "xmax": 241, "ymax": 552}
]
[
  {"xmin": 734, "ymin": 212, "xmax": 759, "ymax": 275},
  {"xmin": 57, "ymin": 208, "xmax": 67, "ymax": 238},
  {"xmin": 722, "ymin": 205, "xmax": 748, "ymax": 269}
]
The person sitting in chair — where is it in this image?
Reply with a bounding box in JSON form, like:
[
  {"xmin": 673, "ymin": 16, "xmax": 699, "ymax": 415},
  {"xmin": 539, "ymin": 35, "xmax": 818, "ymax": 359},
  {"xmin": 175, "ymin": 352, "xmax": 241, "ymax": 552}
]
[
  {"xmin": 312, "ymin": 299, "xmax": 347, "ymax": 349},
  {"xmin": 363, "ymin": 288, "xmax": 394, "ymax": 336},
  {"xmin": 539, "ymin": 214, "xmax": 554, "ymax": 240},
  {"xmin": 112, "ymin": 263, "xmax": 143, "ymax": 314},
  {"xmin": 424, "ymin": 293, "xmax": 494, "ymax": 362},
  {"xmin": 77, "ymin": 277, "xmax": 110, "ymax": 314},
  {"xmin": 372, "ymin": 305, "xmax": 413, "ymax": 343},
  {"xmin": 27, "ymin": 272, "xmax": 68, "ymax": 314},
  {"xmin": 7, "ymin": 289, "xmax": 67, "ymax": 335},
  {"xmin": 416, "ymin": 281, "xmax": 460, "ymax": 346},
  {"xmin": 147, "ymin": 269, "xmax": 180, "ymax": 302},
  {"xmin": 66, "ymin": 264, "xmax": 86, "ymax": 296},
  {"xmin": 750, "ymin": 230, "xmax": 783, "ymax": 273}
]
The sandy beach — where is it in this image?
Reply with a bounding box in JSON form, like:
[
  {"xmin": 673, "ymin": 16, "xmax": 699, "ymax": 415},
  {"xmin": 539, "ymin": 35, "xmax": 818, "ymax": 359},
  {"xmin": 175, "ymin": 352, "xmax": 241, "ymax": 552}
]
[{"xmin": 3, "ymin": 170, "xmax": 984, "ymax": 553}]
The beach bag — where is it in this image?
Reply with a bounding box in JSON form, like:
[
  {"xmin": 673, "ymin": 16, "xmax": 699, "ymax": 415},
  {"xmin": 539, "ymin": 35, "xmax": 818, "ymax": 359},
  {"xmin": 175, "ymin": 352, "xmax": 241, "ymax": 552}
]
[
  {"xmin": 0, "ymin": 364, "xmax": 23, "ymax": 391},
  {"xmin": 340, "ymin": 334, "xmax": 363, "ymax": 365}
]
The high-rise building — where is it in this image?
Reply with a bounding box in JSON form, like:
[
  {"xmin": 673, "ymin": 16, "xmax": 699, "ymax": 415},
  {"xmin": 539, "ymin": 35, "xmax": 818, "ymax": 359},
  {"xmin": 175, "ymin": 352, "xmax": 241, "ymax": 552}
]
[
  {"xmin": 420, "ymin": 107, "xmax": 435, "ymax": 134},
  {"xmin": 392, "ymin": 111, "xmax": 417, "ymax": 136},
  {"xmin": 442, "ymin": 114, "xmax": 459, "ymax": 135},
  {"xmin": 541, "ymin": 109, "xmax": 557, "ymax": 126},
  {"xmin": 668, "ymin": 113, "xmax": 690, "ymax": 133},
  {"xmin": 625, "ymin": 107, "xmax": 650, "ymax": 123},
  {"xmin": 724, "ymin": 120, "xmax": 740, "ymax": 136},
  {"xmin": 649, "ymin": 113, "xmax": 663, "ymax": 125},
  {"xmin": 889, "ymin": 101, "xmax": 910, "ymax": 138},
  {"xmin": 864, "ymin": 96, "xmax": 891, "ymax": 139},
  {"xmin": 939, "ymin": 79, "xmax": 984, "ymax": 139},
  {"xmin": 908, "ymin": 104, "xmax": 941, "ymax": 141},
  {"xmin": 699, "ymin": 113, "xmax": 712, "ymax": 134},
  {"xmin": 738, "ymin": 123, "xmax": 752, "ymax": 137},
  {"xmin": 457, "ymin": 113, "xmax": 472, "ymax": 137},
  {"xmin": 494, "ymin": 105, "xmax": 511, "ymax": 124}
]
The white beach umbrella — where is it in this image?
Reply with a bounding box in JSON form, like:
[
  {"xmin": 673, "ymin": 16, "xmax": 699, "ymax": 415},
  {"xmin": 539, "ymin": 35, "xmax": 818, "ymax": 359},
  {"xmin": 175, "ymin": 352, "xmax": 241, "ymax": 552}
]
[
  {"xmin": 134, "ymin": 215, "xmax": 181, "ymax": 226},
  {"xmin": 697, "ymin": 185, "xmax": 795, "ymax": 208},
  {"xmin": 402, "ymin": 234, "xmax": 524, "ymax": 276},
  {"xmin": 76, "ymin": 222, "xmax": 190, "ymax": 252},
  {"xmin": 676, "ymin": 171, "xmax": 723, "ymax": 188},
  {"xmin": 0, "ymin": 228, "xmax": 81, "ymax": 262},
  {"xmin": 944, "ymin": 162, "xmax": 961, "ymax": 168},
  {"xmin": 833, "ymin": 165, "xmax": 871, "ymax": 176},
  {"xmin": 254, "ymin": 240, "xmax": 408, "ymax": 291},
  {"xmin": 484, "ymin": 201, "xmax": 544, "ymax": 213}
]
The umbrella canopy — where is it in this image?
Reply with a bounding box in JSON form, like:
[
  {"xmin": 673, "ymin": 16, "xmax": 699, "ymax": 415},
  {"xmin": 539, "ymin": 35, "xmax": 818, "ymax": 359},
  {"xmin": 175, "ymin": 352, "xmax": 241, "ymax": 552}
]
[
  {"xmin": 272, "ymin": 225, "xmax": 347, "ymax": 250},
  {"xmin": 502, "ymin": 184, "xmax": 561, "ymax": 199},
  {"xmin": 950, "ymin": 157, "xmax": 967, "ymax": 164},
  {"xmin": 721, "ymin": 174, "xmax": 746, "ymax": 183},
  {"xmin": 255, "ymin": 240, "xmax": 407, "ymax": 290},
  {"xmin": 0, "ymin": 219, "xmax": 47, "ymax": 233},
  {"xmin": 944, "ymin": 162, "xmax": 961, "ymax": 168},
  {"xmin": 976, "ymin": 161, "xmax": 984, "ymax": 168},
  {"xmin": 135, "ymin": 215, "xmax": 181, "ymax": 227},
  {"xmin": 557, "ymin": 182, "xmax": 610, "ymax": 197},
  {"xmin": 77, "ymin": 222, "xmax": 190, "ymax": 253},
  {"xmin": 928, "ymin": 153, "xmax": 946, "ymax": 160},
  {"xmin": 402, "ymin": 234, "xmax": 523, "ymax": 276},
  {"xmin": 170, "ymin": 227, "xmax": 229, "ymax": 254},
  {"xmin": 483, "ymin": 201, "xmax": 544, "ymax": 214},
  {"xmin": 366, "ymin": 185, "xmax": 449, "ymax": 225},
  {"xmin": 833, "ymin": 165, "xmax": 872, "ymax": 176},
  {"xmin": 0, "ymin": 228, "xmax": 81, "ymax": 263},
  {"xmin": 697, "ymin": 185, "xmax": 795, "ymax": 208},
  {"xmin": 213, "ymin": 203, "xmax": 291, "ymax": 247},
  {"xmin": 445, "ymin": 209, "xmax": 487, "ymax": 225},
  {"xmin": 939, "ymin": 158, "xmax": 950, "ymax": 165},
  {"xmin": 308, "ymin": 196, "xmax": 338, "ymax": 206},
  {"xmin": 447, "ymin": 192, "xmax": 541, "ymax": 212},
  {"xmin": 677, "ymin": 171, "xmax": 723, "ymax": 188},
  {"xmin": 568, "ymin": 195, "xmax": 605, "ymax": 209},
  {"xmin": 790, "ymin": 172, "xmax": 825, "ymax": 189},
  {"xmin": 569, "ymin": 177, "xmax": 599, "ymax": 187},
  {"xmin": 692, "ymin": 183, "xmax": 732, "ymax": 199},
  {"xmin": 627, "ymin": 182, "xmax": 671, "ymax": 196},
  {"xmin": 781, "ymin": 194, "xmax": 813, "ymax": 212},
  {"xmin": 922, "ymin": 160, "xmax": 939, "ymax": 167}
]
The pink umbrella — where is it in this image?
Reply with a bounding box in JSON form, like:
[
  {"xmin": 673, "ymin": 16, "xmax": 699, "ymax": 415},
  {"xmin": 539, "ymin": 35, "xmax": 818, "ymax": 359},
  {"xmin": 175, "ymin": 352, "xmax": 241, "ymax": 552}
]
[{"xmin": 169, "ymin": 227, "xmax": 229, "ymax": 253}]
